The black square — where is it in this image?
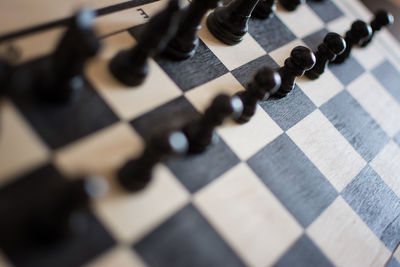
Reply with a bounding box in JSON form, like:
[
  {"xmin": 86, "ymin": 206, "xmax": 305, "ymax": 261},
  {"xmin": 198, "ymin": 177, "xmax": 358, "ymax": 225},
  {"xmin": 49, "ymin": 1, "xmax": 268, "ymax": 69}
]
[
  {"xmin": 320, "ymin": 90, "xmax": 389, "ymax": 162},
  {"xmin": 274, "ymin": 235, "xmax": 334, "ymax": 267},
  {"xmin": 130, "ymin": 96, "xmax": 199, "ymax": 142},
  {"xmin": 372, "ymin": 60, "xmax": 400, "ymax": 103},
  {"xmin": 259, "ymin": 85, "xmax": 316, "ymax": 131},
  {"xmin": 231, "ymin": 54, "xmax": 279, "ymax": 88},
  {"xmin": 10, "ymin": 61, "xmax": 119, "ymax": 149},
  {"xmin": 129, "ymin": 26, "xmax": 228, "ymax": 92},
  {"xmin": 302, "ymin": 28, "xmax": 330, "ymax": 52},
  {"xmin": 155, "ymin": 39, "xmax": 229, "ymax": 92},
  {"xmin": 307, "ymin": 0, "xmax": 344, "ymax": 23},
  {"xmin": 248, "ymin": 16, "xmax": 296, "ymax": 52},
  {"xmin": 387, "ymin": 257, "xmax": 400, "ymax": 267},
  {"xmin": 247, "ymin": 134, "xmax": 338, "ymax": 227},
  {"xmin": 166, "ymin": 137, "xmax": 240, "ymax": 193},
  {"xmin": 329, "ymin": 57, "xmax": 365, "ymax": 86},
  {"xmin": 134, "ymin": 204, "xmax": 245, "ymax": 267},
  {"xmin": 0, "ymin": 164, "xmax": 115, "ymax": 267},
  {"xmin": 342, "ymin": 165, "xmax": 400, "ymax": 251}
]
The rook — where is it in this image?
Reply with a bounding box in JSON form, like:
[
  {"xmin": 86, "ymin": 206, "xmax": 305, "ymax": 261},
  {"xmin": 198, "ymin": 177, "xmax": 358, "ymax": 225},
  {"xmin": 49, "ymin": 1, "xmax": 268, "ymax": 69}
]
[
  {"xmin": 206, "ymin": 0, "xmax": 260, "ymax": 45},
  {"xmin": 305, "ymin": 32, "xmax": 346, "ymax": 80},
  {"xmin": 273, "ymin": 46, "xmax": 316, "ymax": 98},
  {"xmin": 109, "ymin": 0, "xmax": 181, "ymax": 86}
]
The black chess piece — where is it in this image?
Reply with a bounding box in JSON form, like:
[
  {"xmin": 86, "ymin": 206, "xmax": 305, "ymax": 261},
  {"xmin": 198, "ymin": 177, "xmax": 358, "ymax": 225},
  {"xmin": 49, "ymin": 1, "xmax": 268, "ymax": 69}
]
[
  {"xmin": 278, "ymin": 0, "xmax": 304, "ymax": 11},
  {"xmin": 118, "ymin": 131, "xmax": 188, "ymax": 192},
  {"xmin": 252, "ymin": 0, "xmax": 277, "ymax": 19},
  {"xmin": 305, "ymin": 32, "xmax": 346, "ymax": 80},
  {"xmin": 0, "ymin": 59, "xmax": 10, "ymax": 96},
  {"xmin": 29, "ymin": 175, "xmax": 108, "ymax": 243},
  {"xmin": 163, "ymin": 0, "xmax": 220, "ymax": 60},
  {"xmin": 34, "ymin": 8, "xmax": 100, "ymax": 103},
  {"xmin": 331, "ymin": 20, "xmax": 372, "ymax": 64},
  {"xmin": 206, "ymin": 0, "xmax": 260, "ymax": 45},
  {"xmin": 183, "ymin": 94, "xmax": 243, "ymax": 153},
  {"xmin": 273, "ymin": 46, "xmax": 316, "ymax": 98},
  {"xmin": 360, "ymin": 10, "xmax": 394, "ymax": 47},
  {"xmin": 235, "ymin": 67, "xmax": 281, "ymax": 123},
  {"xmin": 109, "ymin": 0, "xmax": 181, "ymax": 86}
]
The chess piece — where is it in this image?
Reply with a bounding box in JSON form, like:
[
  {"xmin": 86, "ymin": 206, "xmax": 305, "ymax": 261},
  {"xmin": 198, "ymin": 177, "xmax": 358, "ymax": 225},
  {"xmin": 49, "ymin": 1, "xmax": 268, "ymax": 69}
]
[
  {"xmin": 252, "ymin": 0, "xmax": 277, "ymax": 19},
  {"xmin": 183, "ymin": 94, "xmax": 243, "ymax": 153},
  {"xmin": 235, "ymin": 67, "xmax": 281, "ymax": 123},
  {"xmin": 278, "ymin": 0, "xmax": 304, "ymax": 11},
  {"xmin": 34, "ymin": 8, "xmax": 100, "ymax": 103},
  {"xmin": 305, "ymin": 32, "xmax": 346, "ymax": 80},
  {"xmin": 0, "ymin": 59, "xmax": 10, "ymax": 96},
  {"xmin": 29, "ymin": 175, "xmax": 108, "ymax": 243},
  {"xmin": 206, "ymin": 0, "xmax": 260, "ymax": 45},
  {"xmin": 331, "ymin": 20, "xmax": 372, "ymax": 64},
  {"xmin": 163, "ymin": 0, "xmax": 220, "ymax": 60},
  {"xmin": 109, "ymin": 0, "xmax": 181, "ymax": 86},
  {"xmin": 273, "ymin": 46, "xmax": 316, "ymax": 98},
  {"xmin": 360, "ymin": 10, "xmax": 394, "ymax": 47},
  {"xmin": 118, "ymin": 131, "xmax": 188, "ymax": 192}
]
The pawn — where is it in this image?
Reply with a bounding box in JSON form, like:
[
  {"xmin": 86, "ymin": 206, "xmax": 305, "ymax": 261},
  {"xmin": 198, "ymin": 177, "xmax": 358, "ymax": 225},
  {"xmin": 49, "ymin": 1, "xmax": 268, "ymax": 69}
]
[
  {"xmin": 278, "ymin": 0, "xmax": 304, "ymax": 11},
  {"xmin": 34, "ymin": 8, "xmax": 100, "ymax": 103},
  {"xmin": 273, "ymin": 46, "xmax": 316, "ymax": 98},
  {"xmin": 118, "ymin": 131, "xmax": 188, "ymax": 192},
  {"xmin": 305, "ymin": 32, "xmax": 346, "ymax": 80},
  {"xmin": 361, "ymin": 10, "xmax": 394, "ymax": 47},
  {"xmin": 331, "ymin": 20, "xmax": 372, "ymax": 64},
  {"xmin": 235, "ymin": 68, "xmax": 281, "ymax": 123},
  {"xmin": 252, "ymin": 0, "xmax": 277, "ymax": 20},
  {"xmin": 29, "ymin": 175, "xmax": 108, "ymax": 243},
  {"xmin": 163, "ymin": 0, "xmax": 220, "ymax": 60},
  {"xmin": 206, "ymin": 0, "xmax": 260, "ymax": 45},
  {"xmin": 183, "ymin": 94, "xmax": 243, "ymax": 153},
  {"xmin": 109, "ymin": 0, "xmax": 181, "ymax": 86}
]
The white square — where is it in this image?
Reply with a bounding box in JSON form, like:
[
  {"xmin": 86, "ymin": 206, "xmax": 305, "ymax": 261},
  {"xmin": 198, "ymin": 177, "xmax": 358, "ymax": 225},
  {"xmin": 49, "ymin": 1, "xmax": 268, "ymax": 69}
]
[
  {"xmin": 287, "ymin": 110, "xmax": 366, "ymax": 192},
  {"xmin": 185, "ymin": 73, "xmax": 244, "ymax": 113},
  {"xmin": 370, "ymin": 141, "xmax": 400, "ymax": 198},
  {"xmin": 55, "ymin": 122, "xmax": 143, "ymax": 177},
  {"xmin": 275, "ymin": 4, "xmax": 324, "ymax": 38},
  {"xmin": 269, "ymin": 39, "xmax": 307, "ymax": 67},
  {"xmin": 395, "ymin": 247, "xmax": 400, "ymax": 263},
  {"xmin": 94, "ymin": 164, "xmax": 190, "ymax": 243},
  {"xmin": 86, "ymin": 32, "xmax": 182, "ymax": 121},
  {"xmin": 297, "ymin": 70, "xmax": 344, "ymax": 107},
  {"xmin": 326, "ymin": 16, "xmax": 351, "ymax": 36},
  {"xmin": 0, "ymin": 100, "xmax": 49, "ymax": 186},
  {"xmin": 352, "ymin": 43, "xmax": 385, "ymax": 71},
  {"xmin": 218, "ymin": 106, "xmax": 283, "ymax": 160},
  {"xmin": 194, "ymin": 163, "xmax": 302, "ymax": 267},
  {"xmin": 307, "ymin": 197, "xmax": 390, "ymax": 267},
  {"xmin": 199, "ymin": 16, "xmax": 266, "ymax": 71},
  {"xmin": 347, "ymin": 73, "xmax": 400, "ymax": 137},
  {"xmin": 84, "ymin": 246, "xmax": 146, "ymax": 267}
]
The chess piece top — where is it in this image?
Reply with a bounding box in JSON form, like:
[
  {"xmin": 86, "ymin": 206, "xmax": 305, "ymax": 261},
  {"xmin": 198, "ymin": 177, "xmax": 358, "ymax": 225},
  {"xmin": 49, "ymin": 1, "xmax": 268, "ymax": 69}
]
[
  {"xmin": 360, "ymin": 10, "xmax": 394, "ymax": 47},
  {"xmin": 206, "ymin": 0, "xmax": 260, "ymax": 45},
  {"xmin": 274, "ymin": 46, "xmax": 316, "ymax": 98},
  {"xmin": 305, "ymin": 32, "xmax": 346, "ymax": 80},
  {"xmin": 163, "ymin": 0, "xmax": 220, "ymax": 60},
  {"xmin": 235, "ymin": 67, "xmax": 281, "ymax": 123},
  {"xmin": 252, "ymin": 0, "xmax": 277, "ymax": 19},
  {"xmin": 109, "ymin": 0, "xmax": 181, "ymax": 86},
  {"xmin": 279, "ymin": 0, "xmax": 305, "ymax": 11},
  {"xmin": 118, "ymin": 131, "xmax": 188, "ymax": 192}
]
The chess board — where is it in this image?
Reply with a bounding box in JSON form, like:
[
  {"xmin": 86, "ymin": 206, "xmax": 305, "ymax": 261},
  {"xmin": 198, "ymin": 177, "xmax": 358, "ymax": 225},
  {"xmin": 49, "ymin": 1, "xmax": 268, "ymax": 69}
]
[{"xmin": 1, "ymin": 0, "xmax": 400, "ymax": 266}]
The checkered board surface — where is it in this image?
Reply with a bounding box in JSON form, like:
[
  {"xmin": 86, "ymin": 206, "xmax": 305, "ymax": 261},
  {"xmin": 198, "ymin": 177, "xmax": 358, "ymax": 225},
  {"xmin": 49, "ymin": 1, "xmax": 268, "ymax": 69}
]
[{"xmin": 1, "ymin": 0, "xmax": 400, "ymax": 266}]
